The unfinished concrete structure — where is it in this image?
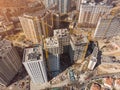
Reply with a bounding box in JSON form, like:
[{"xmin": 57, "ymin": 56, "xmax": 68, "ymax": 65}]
[
  {"xmin": 0, "ymin": 39, "xmax": 22, "ymax": 86},
  {"xmin": 54, "ymin": 28, "xmax": 70, "ymax": 46},
  {"xmin": 23, "ymin": 46, "xmax": 48, "ymax": 84},
  {"xmin": 88, "ymin": 46, "xmax": 98, "ymax": 70},
  {"xmin": 94, "ymin": 14, "xmax": 120, "ymax": 39},
  {"xmin": 78, "ymin": 0, "xmax": 113, "ymax": 28},
  {"xmin": 45, "ymin": 37, "xmax": 63, "ymax": 54},
  {"xmin": 69, "ymin": 33, "xmax": 88, "ymax": 62},
  {"xmin": 19, "ymin": 10, "xmax": 54, "ymax": 44}
]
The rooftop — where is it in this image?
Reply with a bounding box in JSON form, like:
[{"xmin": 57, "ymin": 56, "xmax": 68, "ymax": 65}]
[
  {"xmin": 90, "ymin": 83, "xmax": 101, "ymax": 90},
  {"xmin": 45, "ymin": 37, "xmax": 59, "ymax": 48},
  {"xmin": 22, "ymin": 7, "xmax": 54, "ymax": 19},
  {"xmin": 103, "ymin": 77, "xmax": 114, "ymax": 87},
  {"xmin": 70, "ymin": 33, "xmax": 88, "ymax": 45},
  {"xmin": 0, "ymin": 39, "xmax": 12, "ymax": 57},
  {"xmin": 82, "ymin": 0, "xmax": 113, "ymax": 6},
  {"xmin": 53, "ymin": 29, "xmax": 69, "ymax": 38},
  {"xmin": 23, "ymin": 45, "xmax": 43, "ymax": 62},
  {"xmin": 115, "ymin": 79, "xmax": 120, "ymax": 86},
  {"xmin": 22, "ymin": 10, "xmax": 46, "ymax": 19}
]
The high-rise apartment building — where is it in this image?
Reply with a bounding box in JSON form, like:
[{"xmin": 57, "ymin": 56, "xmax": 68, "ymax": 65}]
[
  {"xmin": 78, "ymin": 0, "xmax": 113, "ymax": 28},
  {"xmin": 0, "ymin": 39, "xmax": 22, "ymax": 86},
  {"xmin": 45, "ymin": 0, "xmax": 71, "ymax": 14},
  {"xmin": 19, "ymin": 10, "xmax": 54, "ymax": 44},
  {"xmin": 23, "ymin": 46, "xmax": 48, "ymax": 84},
  {"xmin": 94, "ymin": 14, "xmax": 120, "ymax": 39}
]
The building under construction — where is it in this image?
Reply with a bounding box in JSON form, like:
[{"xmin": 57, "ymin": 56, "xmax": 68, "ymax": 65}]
[
  {"xmin": 44, "ymin": 37, "xmax": 61, "ymax": 77},
  {"xmin": 94, "ymin": 14, "xmax": 120, "ymax": 39},
  {"xmin": 45, "ymin": 37, "xmax": 63, "ymax": 55},
  {"xmin": 78, "ymin": 0, "xmax": 113, "ymax": 28},
  {"xmin": 69, "ymin": 32, "xmax": 89, "ymax": 62},
  {"xmin": 53, "ymin": 28, "xmax": 70, "ymax": 46}
]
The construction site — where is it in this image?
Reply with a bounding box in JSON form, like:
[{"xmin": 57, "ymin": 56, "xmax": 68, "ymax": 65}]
[{"xmin": 0, "ymin": 0, "xmax": 120, "ymax": 90}]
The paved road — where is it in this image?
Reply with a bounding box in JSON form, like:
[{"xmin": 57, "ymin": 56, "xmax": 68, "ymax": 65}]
[
  {"xmin": 51, "ymin": 79, "xmax": 70, "ymax": 88},
  {"xmin": 80, "ymin": 72, "xmax": 120, "ymax": 89}
]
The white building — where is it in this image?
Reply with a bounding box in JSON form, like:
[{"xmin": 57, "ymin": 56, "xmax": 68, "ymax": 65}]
[
  {"xmin": 88, "ymin": 46, "xmax": 98, "ymax": 70},
  {"xmin": 19, "ymin": 10, "xmax": 54, "ymax": 44},
  {"xmin": 0, "ymin": 39, "xmax": 22, "ymax": 86},
  {"xmin": 88, "ymin": 57, "xmax": 97, "ymax": 70},
  {"xmin": 23, "ymin": 46, "xmax": 48, "ymax": 84}
]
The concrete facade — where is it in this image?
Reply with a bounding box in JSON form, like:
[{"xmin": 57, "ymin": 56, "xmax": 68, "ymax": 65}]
[
  {"xmin": 0, "ymin": 39, "xmax": 22, "ymax": 86},
  {"xmin": 94, "ymin": 14, "xmax": 120, "ymax": 39},
  {"xmin": 78, "ymin": 0, "xmax": 112, "ymax": 28}
]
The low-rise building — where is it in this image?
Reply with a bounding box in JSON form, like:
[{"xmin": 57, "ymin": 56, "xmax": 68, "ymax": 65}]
[
  {"xmin": 114, "ymin": 79, "xmax": 120, "ymax": 90},
  {"xmin": 103, "ymin": 77, "xmax": 114, "ymax": 89},
  {"xmin": 90, "ymin": 83, "xmax": 101, "ymax": 90}
]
